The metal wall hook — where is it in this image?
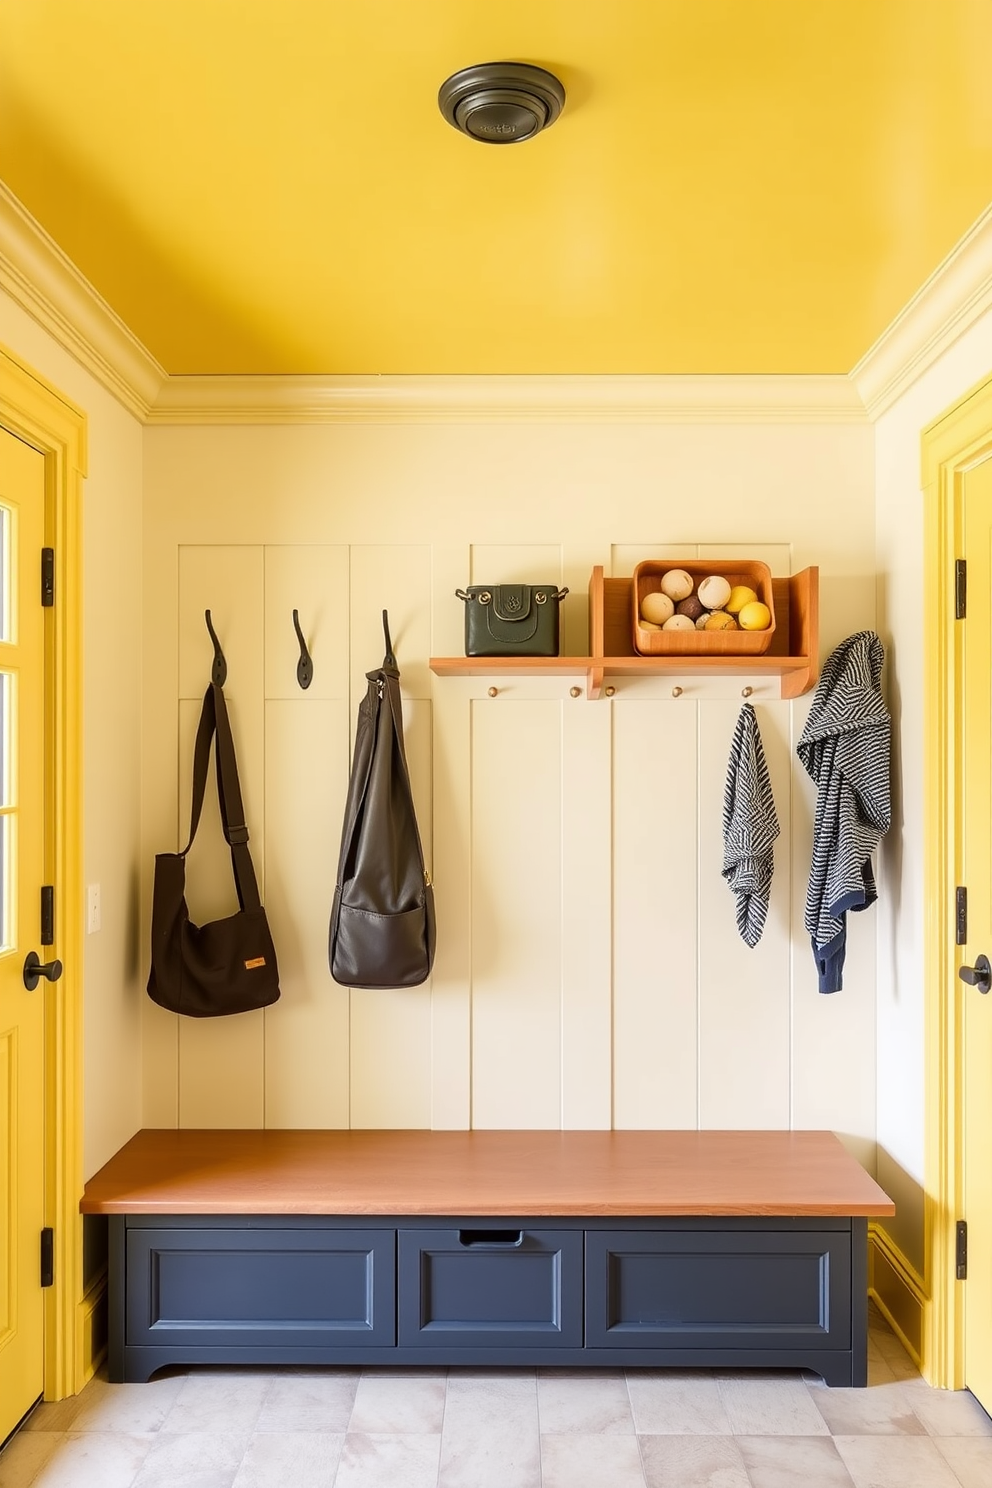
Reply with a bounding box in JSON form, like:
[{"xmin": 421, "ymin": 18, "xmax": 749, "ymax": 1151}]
[
  {"xmin": 741, "ymin": 686, "xmax": 754, "ymax": 698},
  {"xmin": 382, "ymin": 610, "xmax": 396, "ymax": 668},
  {"xmin": 292, "ymin": 610, "xmax": 313, "ymax": 690},
  {"xmin": 205, "ymin": 610, "xmax": 227, "ymax": 685}
]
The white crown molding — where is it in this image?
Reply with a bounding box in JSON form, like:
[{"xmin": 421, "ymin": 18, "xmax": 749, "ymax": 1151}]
[
  {"xmin": 0, "ymin": 183, "xmax": 165, "ymax": 420},
  {"xmin": 7, "ymin": 171, "xmax": 988, "ymax": 430},
  {"xmin": 850, "ymin": 203, "xmax": 992, "ymax": 421},
  {"xmin": 148, "ymin": 372, "xmax": 868, "ymax": 425}
]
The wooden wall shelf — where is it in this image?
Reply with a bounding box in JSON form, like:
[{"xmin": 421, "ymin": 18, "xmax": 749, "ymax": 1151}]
[{"xmin": 430, "ymin": 566, "xmax": 818, "ymax": 700}]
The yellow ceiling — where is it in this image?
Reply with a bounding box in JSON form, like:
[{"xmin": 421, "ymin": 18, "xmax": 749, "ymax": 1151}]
[{"xmin": 2, "ymin": 1, "xmax": 990, "ymax": 376}]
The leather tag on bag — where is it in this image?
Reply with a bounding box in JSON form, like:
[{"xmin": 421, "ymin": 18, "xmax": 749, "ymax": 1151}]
[{"xmin": 244, "ymin": 956, "xmax": 267, "ymax": 970}]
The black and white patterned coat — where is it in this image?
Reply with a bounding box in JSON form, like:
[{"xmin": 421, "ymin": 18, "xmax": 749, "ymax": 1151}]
[{"xmin": 796, "ymin": 631, "xmax": 891, "ymax": 993}]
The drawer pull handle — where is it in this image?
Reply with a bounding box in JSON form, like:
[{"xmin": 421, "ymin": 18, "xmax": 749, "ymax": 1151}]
[{"xmin": 458, "ymin": 1229, "xmax": 524, "ymax": 1247}]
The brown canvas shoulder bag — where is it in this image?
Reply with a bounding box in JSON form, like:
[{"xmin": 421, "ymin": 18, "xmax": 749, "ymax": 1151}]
[{"xmin": 147, "ymin": 682, "xmax": 280, "ymax": 1017}]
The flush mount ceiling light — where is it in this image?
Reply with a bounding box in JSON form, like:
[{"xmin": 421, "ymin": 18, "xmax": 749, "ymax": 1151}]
[{"xmin": 438, "ymin": 62, "xmax": 565, "ymax": 144}]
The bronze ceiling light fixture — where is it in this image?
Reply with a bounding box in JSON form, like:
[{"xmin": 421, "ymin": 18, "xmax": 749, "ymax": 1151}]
[{"xmin": 438, "ymin": 62, "xmax": 565, "ymax": 144}]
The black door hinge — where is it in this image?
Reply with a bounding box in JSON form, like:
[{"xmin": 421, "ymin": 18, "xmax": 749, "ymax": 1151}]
[
  {"xmin": 41, "ymin": 548, "xmax": 54, "ymax": 607},
  {"xmin": 956, "ymin": 886, "xmax": 968, "ymax": 946},
  {"xmin": 955, "ymin": 559, "xmax": 967, "ymax": 619},
  {"xmin": 40, "ymin": 1227, "xmax": 54, "ymax": 1288},
  {"xmin": 41, "ymin": 886, "xmax": 54, "ymax": 947},
  {"xmin": 956, "ymin": 1219, "xmax": 968, "ymax": 1280}
]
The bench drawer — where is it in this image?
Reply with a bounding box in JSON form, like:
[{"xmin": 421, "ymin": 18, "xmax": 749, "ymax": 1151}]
[
  {"xmin": 126, "ymin": 1226, "xmax": 395, "ymax": 1348},
  {"xmin": 398, "ymin": 1227, "xmax": 583, "ymax": 1348},
  {"xmin": 585, "ymin": 1228, "xmax": 851, "ymax": 1350}
]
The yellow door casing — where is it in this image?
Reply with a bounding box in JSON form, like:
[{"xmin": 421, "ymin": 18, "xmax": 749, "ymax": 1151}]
[
  {"xmin": 958, "ymin": 453, "xmax": 992, "ymax": 1411},
  {"xmin": 923, "ymin": 370, "xmax": 992, "ymax": 1400},
  {"xmin": 0, "ymin": 425, "xmax": 47, "ymax": 1439},
  {"xmin": 0, "ymin": 344, "xmax": 85, "ymax": 1407}
]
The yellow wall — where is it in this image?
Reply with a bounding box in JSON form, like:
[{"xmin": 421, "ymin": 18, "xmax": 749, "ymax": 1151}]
[
  {"xmin": 140, "ymin": 413, "xmax": 879, "ymax": 1149},
  {"xmin": 0, "ymin": 287, "xmax": 143, "ymax": 1183}
]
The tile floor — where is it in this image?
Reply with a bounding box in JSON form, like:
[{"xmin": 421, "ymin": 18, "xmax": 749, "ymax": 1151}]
[{"xmin": 1, "ymin": 1308, "xmax": 990, "ymax": 1488}]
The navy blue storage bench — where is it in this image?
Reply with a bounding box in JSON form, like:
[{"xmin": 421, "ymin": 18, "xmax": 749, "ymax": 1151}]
[{"xmin": 81, "ymin": 1128, "xmax": 894, "ymax": 1387}]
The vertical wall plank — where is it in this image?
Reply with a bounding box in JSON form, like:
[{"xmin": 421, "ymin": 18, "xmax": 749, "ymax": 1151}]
[
  {"xmin": 142, "ymin": 540, "xmax": 180, "ymax": 1128},
  {"xmin": 264, "ymin": 701, "xmax": 350, "ymax": 1127},
  {"xmin": 176, "ymin": 547, "xmax": 265, "ymax": 1128},
  {"xmin": 432, "ymin": 544, "xmax": 471, "ymax": 661},
  {"xmin": 262, "ymin": 546, "xmax": 351, "ymax": 1126},
  {"xmin": 561, "ymin": 699, "xmax": 612, "ymax": 1127},
  {"xmin": 471, "ymin": 694, "xmax": 562, "ymax": 1128},
  {"xmin": 348, "ymin": 548, "xmax": 433, "ymax": 1128},
  {"xmin": 698, "ymin": 701, "xmax": 791, "ymax": 1128},
  {"xmin": 349, "ymin": 984, "xmax": 433, "ymax": 1129},
  {"xmin": 613, "ymin": 699, "xmax": 698, "ymax": 1127},
  {"xmin": 429, "ymin": 548, "xmax": 472, "ymax": 1128}
]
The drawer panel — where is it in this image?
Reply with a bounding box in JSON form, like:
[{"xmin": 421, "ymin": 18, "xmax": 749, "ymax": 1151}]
[
  {"xmin": 585, "ymin": 1229, "xmax": 850, "ymax": 1350},
  {"xmin": 398, "ymin": 1227, "xmax": 582, "ymax": 1348},
  {"xmin": 126, "ymin": 1227, "xmax": 395, "ymax": 1348}
]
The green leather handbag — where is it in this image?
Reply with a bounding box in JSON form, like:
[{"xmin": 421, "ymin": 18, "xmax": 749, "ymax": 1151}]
[{"xmin": 456, "ymin": 583, "xmax": 569, "ymax": 657}]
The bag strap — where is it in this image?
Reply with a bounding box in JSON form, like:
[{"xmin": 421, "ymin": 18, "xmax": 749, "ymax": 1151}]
[{"xmin": 181, "ymin": 683, "xmax": 262, "ymax": 913}]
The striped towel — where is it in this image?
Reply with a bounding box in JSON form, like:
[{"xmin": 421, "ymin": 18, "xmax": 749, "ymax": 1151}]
[
  {"xmin": 796, "ymin": 631, "xmax": 890, "ymax": 993},
  {"xmin": 722, "ymin": 703, "xmax": 780, "ymax": 948}
]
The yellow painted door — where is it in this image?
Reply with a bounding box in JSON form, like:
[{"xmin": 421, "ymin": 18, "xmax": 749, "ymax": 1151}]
[
  {"xmin": 960, "ymin": 452, "xmax": 992, "ymax": 1414},
  {"xmin": 0, "ymin": 426, "xmax": 47, "ymax": 1440}
]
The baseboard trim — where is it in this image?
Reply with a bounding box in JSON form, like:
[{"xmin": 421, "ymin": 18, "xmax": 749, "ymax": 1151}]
[
  {"xmin": 76, "ymin": 1269, "xmax": 108, "ymax": 1386},
  {"xmin": 868, "ymin": 1221, "xmax": 926, "ymax": 1370}
]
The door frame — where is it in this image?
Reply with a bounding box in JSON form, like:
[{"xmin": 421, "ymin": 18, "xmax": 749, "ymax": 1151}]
[
  {"xmin": 922, "ymin": 369, "xmax": 992, "ymax": 1389},
  {"xmin": 0, "ymin": 343, "xmax": 85, "ymax": 1400}
]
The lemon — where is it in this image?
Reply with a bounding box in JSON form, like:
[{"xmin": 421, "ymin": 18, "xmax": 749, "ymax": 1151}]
[
  {"xmin": 725, "ymin": 585, "xmax": 758, "ymax": 614},
  {"xmin": 739, "ymin": 601, "xmax": 771, "ymax": 631}
]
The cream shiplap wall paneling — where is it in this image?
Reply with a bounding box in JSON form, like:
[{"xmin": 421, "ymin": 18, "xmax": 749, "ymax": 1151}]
[{"xmin": 141, "ymin": 417, "xmax": 877, "ymax": 1151}]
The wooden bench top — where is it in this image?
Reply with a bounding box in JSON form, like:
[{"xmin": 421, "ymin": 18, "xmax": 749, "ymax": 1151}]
[{"xmin": 81, "ymin": 1129, "xmax": 895, "ymax": 1218}]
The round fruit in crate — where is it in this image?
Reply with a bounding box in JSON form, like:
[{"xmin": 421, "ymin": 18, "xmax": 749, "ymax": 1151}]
[
  {"xmin": 677, "ymin": 594, "xmax": 705, "ymax": 621},
  {"xmin": 739, "ymin": 601, "xmax": 772, "ymax": 631},
  {"xmin": 725, "ymin": 585, "xmax": 758, "ymax": 614},
  {"xmin": 640, "ymin": 591, "xmax": 674, "ymax": 625},
  {"xmin": 659, "ymin": 569, "xmax": 694, "ymax": 601},
  {"xmin": 697, "ymin": 575, "xmax": 732, "ymax": 610}
]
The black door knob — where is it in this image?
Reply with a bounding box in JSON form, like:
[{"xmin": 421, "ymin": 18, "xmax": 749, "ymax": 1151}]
[
  {"xmin": 23, "ymin": 951, "xmax": 63, "ymax": 991},
  {"xmin": 958, "ymin": 954, "xmax": 991, "ymax": 995}
]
